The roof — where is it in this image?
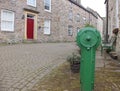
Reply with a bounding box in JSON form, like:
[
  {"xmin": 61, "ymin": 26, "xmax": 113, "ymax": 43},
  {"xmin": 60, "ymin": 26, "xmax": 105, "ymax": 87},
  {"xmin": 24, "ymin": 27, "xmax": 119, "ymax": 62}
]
[
  {"xmin": 69, "ymin": 0, "xmax": 98, "ymax": 19},
  {"xmin": 87, "ymin": 7, "xmax": 103, "ymax": 20}
]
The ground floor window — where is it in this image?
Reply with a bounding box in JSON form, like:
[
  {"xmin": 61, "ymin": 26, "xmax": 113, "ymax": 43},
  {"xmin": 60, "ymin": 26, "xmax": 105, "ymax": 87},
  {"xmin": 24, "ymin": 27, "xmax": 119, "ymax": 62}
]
[
  {"xmin": 44, "ymin": 20, "xmax": 51, "ymax": 35},
  {"xmin": 68, "ymin": 25, "xmax": 73, "ymax": 36},
  {"xmin": 1, "ymin": 10, "xmax": 14, "ymax": 32},
  {"xmin": 77, "ymin": 27, "xmax": 80, "ymax": 33}
]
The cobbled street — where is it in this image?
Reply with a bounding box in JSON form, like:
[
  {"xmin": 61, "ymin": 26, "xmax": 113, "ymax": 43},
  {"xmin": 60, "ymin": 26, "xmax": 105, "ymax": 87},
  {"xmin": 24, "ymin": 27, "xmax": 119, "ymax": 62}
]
[{"xmin": 0, "ymin": 43, "xmax": 78, "ymax": 91}]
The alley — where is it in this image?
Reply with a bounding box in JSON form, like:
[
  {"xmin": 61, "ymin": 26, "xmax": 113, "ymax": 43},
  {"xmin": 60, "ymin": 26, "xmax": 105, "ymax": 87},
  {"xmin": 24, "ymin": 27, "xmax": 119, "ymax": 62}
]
[{"xmin": 0, "ymin": 43, "xmax": 78, "ymax": 91}]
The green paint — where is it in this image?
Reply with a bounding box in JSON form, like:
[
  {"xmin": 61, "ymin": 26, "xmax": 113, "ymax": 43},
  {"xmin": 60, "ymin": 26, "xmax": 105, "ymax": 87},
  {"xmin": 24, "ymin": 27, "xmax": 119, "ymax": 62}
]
[{"xmin": 76, "ymin": 27, "xmax": 101, "ymax": 91}]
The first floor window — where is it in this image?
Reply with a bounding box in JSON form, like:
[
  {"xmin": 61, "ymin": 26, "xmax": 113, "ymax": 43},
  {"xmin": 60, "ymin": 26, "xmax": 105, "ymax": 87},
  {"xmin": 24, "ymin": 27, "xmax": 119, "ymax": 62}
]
[
  {"xmin": 68, "ymin": 25, "xmax": 73, "ymax": 36},
  {"xmin": 1, "ymin": 10, "xmax": 14, "ymax": 31},
  {"xmin": 76, "ymin": 14, "xmax": 80, "ymax": 22},
  {"xmin": 69, "ymin": 10, "xmax": 73, "ymax": 20},
  {"xmin": 44, "ymin": 20, "xmax": 51, "ymax": 35},
  {"xmin": 77, "ymin": 27, "xmax": 80, "ymax": 33},
  {"xmin": 44, "ymin": 0, "xmax": 51, "ymax": 11},
  {"xmin": 27, "ymin": 0, "xmax": 36, "ymax": 7}
]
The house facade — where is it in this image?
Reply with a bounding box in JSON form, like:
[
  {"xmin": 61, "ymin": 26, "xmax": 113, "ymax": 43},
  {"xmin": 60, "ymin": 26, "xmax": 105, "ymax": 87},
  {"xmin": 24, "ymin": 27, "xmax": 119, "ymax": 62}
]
[
  {"xmin": 87, "ymin": 7, "xmax": 103, "ymax": 39},
  {"xmin": 105, "ymin": 0, "xmax": 120, "ymax": 59},
  {"xmin": 97, "ymin": 14, "xmax": 104, "ymax": 39},
  {"xmin": 105, "ymin": 0, "xmax": 119, "ymax": 39},
  {"xmin": 0, "ymin": 0, "xmax": 98, "ymax": 43}
]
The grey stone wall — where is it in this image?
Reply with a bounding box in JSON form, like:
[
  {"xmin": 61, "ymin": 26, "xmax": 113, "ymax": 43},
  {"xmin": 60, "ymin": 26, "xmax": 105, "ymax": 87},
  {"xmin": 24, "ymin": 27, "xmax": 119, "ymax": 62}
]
[{"xmin": 0, "ymin": 0, "xmax": 98, "ymax": 43}]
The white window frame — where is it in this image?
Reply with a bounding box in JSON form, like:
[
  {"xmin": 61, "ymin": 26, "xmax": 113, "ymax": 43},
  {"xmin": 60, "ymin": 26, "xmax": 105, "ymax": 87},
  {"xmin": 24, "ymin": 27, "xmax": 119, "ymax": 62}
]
[
  {"xmin": 44, "ymin": 20, "xmax": 51, "ymax": 35},
  {"xmin": 1, "ymin": 10, "xmax": 15, "ymax": 32},
  {"xmin": 27, "ymin": 0, "xmax": 36, "ymax": 7},
  {"xmin": 44, "ymin": 0, "xmax": 51, "ymax": 12}
]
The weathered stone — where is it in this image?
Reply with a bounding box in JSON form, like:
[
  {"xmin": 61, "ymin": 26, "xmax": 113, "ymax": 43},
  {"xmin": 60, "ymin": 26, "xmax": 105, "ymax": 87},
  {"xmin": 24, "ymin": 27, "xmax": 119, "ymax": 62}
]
[{"xmin": 0, "ymin": 0, "xmax": 97, "ymax": 43}]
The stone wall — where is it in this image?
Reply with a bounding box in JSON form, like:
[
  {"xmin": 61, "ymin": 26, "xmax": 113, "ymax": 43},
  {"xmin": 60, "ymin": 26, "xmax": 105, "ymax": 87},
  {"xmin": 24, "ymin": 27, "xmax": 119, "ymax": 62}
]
[
  {"xmin": 0, "ymin": 0, "xmax": 98, "ymax": 43},
  {"xmin": 105, "ymin": 0, "xmax": 120, "ymax": 59}
]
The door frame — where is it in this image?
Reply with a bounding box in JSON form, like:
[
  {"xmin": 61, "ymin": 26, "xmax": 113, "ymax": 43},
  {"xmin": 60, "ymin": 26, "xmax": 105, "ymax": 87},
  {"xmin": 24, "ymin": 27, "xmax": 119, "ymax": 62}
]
[{"xmin": 24, "ymin": 11, "xmax": 38, "ymax": 40}]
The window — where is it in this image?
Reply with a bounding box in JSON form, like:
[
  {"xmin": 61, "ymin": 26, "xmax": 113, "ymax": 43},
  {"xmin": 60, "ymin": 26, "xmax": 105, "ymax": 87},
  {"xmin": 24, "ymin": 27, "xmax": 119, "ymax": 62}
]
[
  {"xmin": 83, "ymin": 17, "xmax": 86, "ymax": 24},
  {"xmin": 76, "ymin": 14, "xmax": 80, "ymax": 22},
  {"xmin": 44, "ymin": 0, "xmax": 51, "ymax": 11},
  {"xmin": 77, "ymin": 27, "xmax": 80, "ymax": 33},
  {"xmin": 69, "ymin": 10, "xmax": 73, "ymax": 20},
  {"xmin": 68, "ymin": 26, "xmax": 73, "ymax": 36},
  {"xmin": 27, "ymin": 0, "xmax": 36, "ymax": 7},
  {"xmin": 1, "ymin": 10, "xmax": 14, "ymax": 31},
  {"xmin": 44, "ymin": 20, "xmax": 51, "ymax": 35},
  {"xmin": 83, "ymin": 17, "xmax": 86, "ymax": 21}
]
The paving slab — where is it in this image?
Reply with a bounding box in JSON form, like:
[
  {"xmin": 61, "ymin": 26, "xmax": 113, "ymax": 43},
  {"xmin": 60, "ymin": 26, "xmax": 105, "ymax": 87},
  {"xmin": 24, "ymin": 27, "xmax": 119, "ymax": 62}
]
[{"xmin": 0, "ymin": 43, "xmax": 78, "ymax": 91}]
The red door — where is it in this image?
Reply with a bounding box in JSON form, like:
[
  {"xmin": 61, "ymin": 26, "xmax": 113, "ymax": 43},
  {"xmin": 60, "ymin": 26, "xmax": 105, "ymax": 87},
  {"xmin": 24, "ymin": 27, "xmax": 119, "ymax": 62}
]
[{"xmin": 27, "ymin": 18, "xmax": 34, "ymax": 39}]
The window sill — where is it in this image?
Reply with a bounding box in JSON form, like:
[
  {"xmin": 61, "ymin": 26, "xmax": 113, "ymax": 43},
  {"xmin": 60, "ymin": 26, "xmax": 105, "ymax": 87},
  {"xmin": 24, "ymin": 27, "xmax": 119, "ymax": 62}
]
[
  {"xmin": 44, "ymin": 34, "xmax": 51, "ymax": 36},
  {"xmin": 45, "ymin": 9, "xmax": 51, "ymax": 13},
  {"xmin": 68, "ymin": 35, "xmax": 73, "ymax": 36},
  {"xmin": 1, "ymin": 30, "xmax": 14, "ymax": 33},
  {"xmin": 27, "ymin": 4, "xmax": 36, "ymax": 8}
]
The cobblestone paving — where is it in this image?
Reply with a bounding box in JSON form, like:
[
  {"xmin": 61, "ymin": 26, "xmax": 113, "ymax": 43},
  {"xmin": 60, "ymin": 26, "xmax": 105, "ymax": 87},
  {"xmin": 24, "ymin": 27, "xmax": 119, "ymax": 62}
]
[
  {"xmin": 0, "ymin": 43, "xmax": 78, "ymax": 91},
  {"xmin": 95, "ymin": 51, "xmax": 120, "ymax": 91}
]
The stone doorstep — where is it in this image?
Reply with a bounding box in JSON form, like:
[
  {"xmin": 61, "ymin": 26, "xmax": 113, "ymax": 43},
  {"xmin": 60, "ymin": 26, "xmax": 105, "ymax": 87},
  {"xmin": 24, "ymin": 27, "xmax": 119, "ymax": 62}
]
[
  {"xmin": 109, "ymin": 52, "xmax": 118, "ymax": 56},
  {"xmin": 109, "ymin": 52, "xmax": 118, "ymax": 59}
]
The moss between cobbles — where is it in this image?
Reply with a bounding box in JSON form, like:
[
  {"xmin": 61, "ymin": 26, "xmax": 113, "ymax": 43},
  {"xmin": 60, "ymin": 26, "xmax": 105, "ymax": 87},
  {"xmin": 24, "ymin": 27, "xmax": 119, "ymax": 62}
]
[
  {"xmin": 36, "ymin": 62, "xmax": 80, "ymax": 91},
  {"xmin": 35, "ymin": 61, "xmax": 120, "ymax": 91}
]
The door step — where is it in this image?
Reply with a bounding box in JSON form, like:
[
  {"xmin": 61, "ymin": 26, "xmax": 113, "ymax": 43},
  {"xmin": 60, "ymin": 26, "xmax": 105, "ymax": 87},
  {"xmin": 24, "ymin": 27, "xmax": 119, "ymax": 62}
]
[
  {"xmin": 109, "ymin": 52, "xmax": 118, "ymax": 60},
  {"xmin": 23, "ymin": 39, "xmax": 38, "ymax": 44}
]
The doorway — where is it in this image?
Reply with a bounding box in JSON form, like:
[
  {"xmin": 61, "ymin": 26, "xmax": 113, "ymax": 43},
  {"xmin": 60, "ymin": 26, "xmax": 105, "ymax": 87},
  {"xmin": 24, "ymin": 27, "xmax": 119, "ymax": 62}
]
[{"xmin": 27, "ymin": 14, "xmax": 34, "ymax": 39}]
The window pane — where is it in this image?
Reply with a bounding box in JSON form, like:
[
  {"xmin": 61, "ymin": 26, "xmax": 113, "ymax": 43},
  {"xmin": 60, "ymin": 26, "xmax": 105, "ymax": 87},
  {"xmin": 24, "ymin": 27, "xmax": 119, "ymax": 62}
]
[
  {"xmin": 1, "ymin": 21, "xmax": 13, "ymax": 31},
  {"xmin": 44, "ymin": 0, "xmax": 51, "ymax": 10},
  {"xmin": 77, "ymin": 27, "xmax": 80, "ymax": 33},
  {"xmin": 2, "ymin": 11, "xmax": 14, "ymax": 21},
  {"xmin": 1, "ymin": 10, "xmax": 14, "ymax": 31},
  {"xmin": 27, "ymin": 0, "xmax": 36, "ymax": 6},
  {"xmin": 45, "ymin": 5, "xmax": 50, "ymax": 10},
  {"xmin": 76, "ymin": 14, "xmax": 80, "ymax": 22},
  {"xmin": 45, "ymin": 0, "xmax": 50, "ymax": 4},
  {"xmin": 69, "ymin": 10, "xmax": 73, "ymax": 20},
  {"xmin": 44, "ymin": 20, "xmax": 50, "ymax": 34},
  {"xmin": 68, "ymin": 26, "xmax": 73, "ymax": 36}
]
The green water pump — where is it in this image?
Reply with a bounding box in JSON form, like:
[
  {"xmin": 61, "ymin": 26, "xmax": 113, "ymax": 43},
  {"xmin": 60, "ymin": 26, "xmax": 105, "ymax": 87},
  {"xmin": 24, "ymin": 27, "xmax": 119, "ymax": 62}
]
[{"xmin": 76, "ymin": 27, "xmax": 101, "ymax": 91}]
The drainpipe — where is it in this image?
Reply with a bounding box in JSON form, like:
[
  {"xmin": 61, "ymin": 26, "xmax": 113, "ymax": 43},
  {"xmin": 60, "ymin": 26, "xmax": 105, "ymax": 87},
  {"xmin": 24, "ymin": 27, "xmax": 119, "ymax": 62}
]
[
  {"xmin": 116, "ymin": 0, "xmax": 119, "ymax": 28},
  {"xmin": 105, "ymin": 0, "xmax": 109, "ymax": 42}
]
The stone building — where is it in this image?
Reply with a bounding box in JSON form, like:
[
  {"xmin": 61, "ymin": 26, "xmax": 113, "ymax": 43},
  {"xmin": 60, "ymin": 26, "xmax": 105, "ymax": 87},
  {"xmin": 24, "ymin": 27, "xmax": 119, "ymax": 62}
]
[
  {"xmin": 87, "ymin": 7, "xmax": 103, "ymax": 39},
  {"xmin": 97, "ymin": 14, "xmax": 104, "ymax": 39},
  {"xmin": 105, "ymin": 0, "xmax": 120, "ymax": 59},
  {"xmin": 0, "ymin": 0, "xmax": 98, "ymax": 43},
  {"xmin": 105, "ymin": 0, "xmax": 119, "ymax": 40}
]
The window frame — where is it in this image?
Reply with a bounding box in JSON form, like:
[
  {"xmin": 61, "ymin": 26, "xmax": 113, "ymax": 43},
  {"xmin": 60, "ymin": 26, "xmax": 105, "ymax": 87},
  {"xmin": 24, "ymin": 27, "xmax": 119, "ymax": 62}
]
[
  {"xmin": 44, "ymin": 0, "xmax": 51, "ymax": 12},
  {"xmin": 77, "ymin": 27, "xmax": 80, "ymax": 33},
  {"xmin": 27, "ymin": 0, "xmax": 36, "ymax": 7},
  {"xmin": 76, "ymin": 13, "xmax": 80, "ymax": 22},
  {"xmin": 69, "ymin": 10, "xmax": 73, "ymax": 20},
  {"xmin": 1, "ymin": 10, "xmax": 15, "ymax": 32},
  {"xmin": 44, "ymin": 20, "xmax": 51, "ymax": 35},
  {"xmin": 68, "ymin": 25, "xmax": 73, "ymax": 36}
]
